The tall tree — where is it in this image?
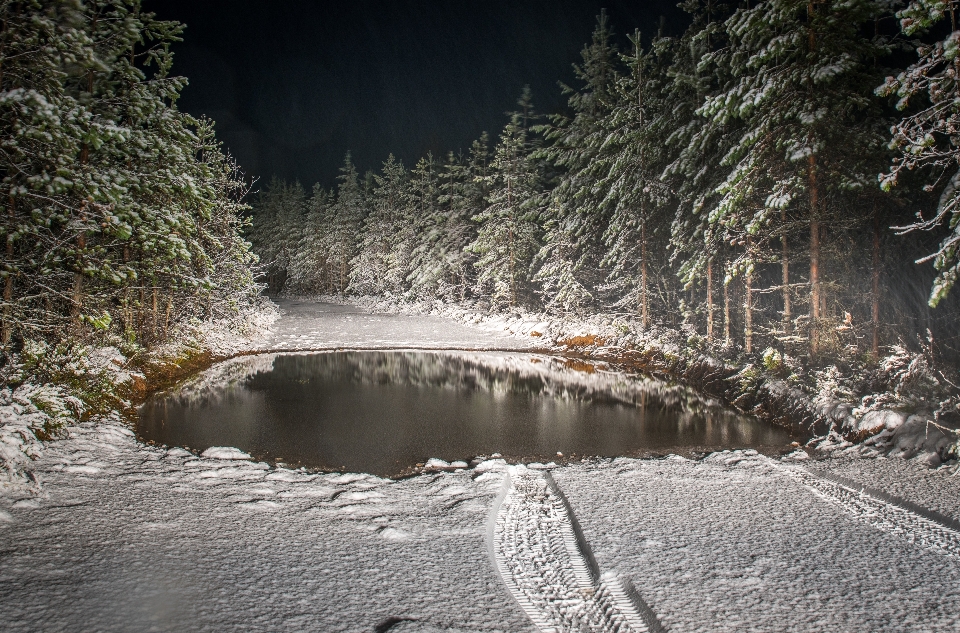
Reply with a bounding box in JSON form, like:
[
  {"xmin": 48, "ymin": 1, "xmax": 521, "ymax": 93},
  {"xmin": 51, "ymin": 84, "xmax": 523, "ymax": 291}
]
[
  {"xmin": 534, "ymin": 12, "xmax": 619, "ymax": 313},
  {"xmin": 469, "ymin": 111, "xmax": 543, "ymax": 307},
  {"xmin": 349, "ymin": 154, "xmax": 407, "ymax": 296},
  {"xmin": 879, "ymin": 0, "xmax": 960, "ymax": 307},
  {"xmin": 697, "ymin": 0, "xmax": 892, "ymax": 353}
]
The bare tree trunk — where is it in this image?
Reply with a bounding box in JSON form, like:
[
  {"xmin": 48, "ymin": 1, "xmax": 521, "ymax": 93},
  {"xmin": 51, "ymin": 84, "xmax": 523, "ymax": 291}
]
[
  {"xmin": 809, "ymin": 154, "xmax": 821, "ymax": 354},
  {"xmin": 508, "ymin": 179, "xmax": 516, "ymax": 307},
  {"xmin": 807, "ymin": 4, "xmax": 821, "ymax": 355},
  {"xmin": 641, "ymin": 219, "xmax": 648, "ymax": 328},
  {"xmin": 723, "ymin": 264, "xmax": 731, "ymax": 346},
  {"xmin": 151, "ymin": 287, "xmax": 158, "ymax": 338},
  {"xmin": 781, "ymin": 210, "xmax": 791, "ymax": 334},
  {"xmin": 165, "ymin": 294, "xmax": 172, "ymax": 337},
  {"xmin": 872, "ymin": 205, "xmax": 881, "ymax": 359},
  {"xmin": 2, "ymin": 194, "xmax": 13, "ymax": 344},
  {"xmin": 706, "ymin": 259, "xmax": 714, "ymax": 342},
  {"xmin": 72, "ymin": 206, "xmax": 87, "ymax": 332},
  {"xmin": 745, "ymin": 241, "xmax": 753, "ymax": 354}
]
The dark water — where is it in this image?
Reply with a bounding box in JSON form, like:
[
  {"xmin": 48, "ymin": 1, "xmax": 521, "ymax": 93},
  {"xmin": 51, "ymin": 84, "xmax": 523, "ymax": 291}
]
[{"xmin": 138, "ymin": 351, "xmax": 793, "ymax": 477}]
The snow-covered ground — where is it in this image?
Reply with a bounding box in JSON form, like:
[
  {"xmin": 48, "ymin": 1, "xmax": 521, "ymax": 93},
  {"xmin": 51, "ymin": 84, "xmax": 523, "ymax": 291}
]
[
  {"xmin": 252, "ymin": 297, "xmax": 543, "ymax": 352},
  {"xmin": 3, "ymin": 297, "xmax": 960, "ymax": 632}
]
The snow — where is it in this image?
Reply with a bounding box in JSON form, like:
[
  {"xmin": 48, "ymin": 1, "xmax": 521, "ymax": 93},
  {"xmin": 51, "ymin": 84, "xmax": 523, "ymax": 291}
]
[
  {"xmin": 4, "ymin": 296, "xmax": 960, "ymax": 631},
  {"xmin": 200, "ymin": 447, "xmax": 253, "ymax": 460}
]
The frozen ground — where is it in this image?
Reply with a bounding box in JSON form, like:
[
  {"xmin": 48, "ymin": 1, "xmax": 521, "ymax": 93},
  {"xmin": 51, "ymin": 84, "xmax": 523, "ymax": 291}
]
[{"xmin": 3, "ymin": 297, "xmax": 960, "ymax": 632}]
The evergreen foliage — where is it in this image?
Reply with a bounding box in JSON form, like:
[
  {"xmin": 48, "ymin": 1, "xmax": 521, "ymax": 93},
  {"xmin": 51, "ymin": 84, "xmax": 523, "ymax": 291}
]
[
  {"xmin": 0, "ymin": 0, "xmax": 260, "ymax": 349},
  {"xmin": 249, "ymin": 2, "xmax": 960, "ymax": 365}
]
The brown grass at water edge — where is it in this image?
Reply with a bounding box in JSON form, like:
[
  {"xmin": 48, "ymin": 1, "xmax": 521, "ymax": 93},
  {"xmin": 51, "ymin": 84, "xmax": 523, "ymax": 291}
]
[
  {"xmin": 119, "ymin": 348, "xmax": 215, "ymax": 420},
  {"xmin": 563, "ymin": 358, "xmax": 597, "ymax": 374},
  {"xmin": 557, "ymin": 334, "xmax": 605, "ymax": 348}
]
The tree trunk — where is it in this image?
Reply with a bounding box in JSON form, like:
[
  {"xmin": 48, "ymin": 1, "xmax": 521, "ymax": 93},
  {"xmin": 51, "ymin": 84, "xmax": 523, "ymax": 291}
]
[
  {"xmin": 745, "ymin": 241, "xmax": 753, "ymax": 354},
  {"xmin": 72, "ymin": 207, "xmax": 87, "ymax": 331},
  {"xmin": 706, "ymin": 258, "xmax": 714, "ymax": 342},
  {"xmin": 2, "ymin": 194, "xmax": 13, "ymax": 344},
  {"xmin": 641, "ymin": 218, "xmax": 648, "ymax": 328},
  {"xmin": 809, "ymin": 153, "xmax": 821, "ymax": 354},
  {"xmin": 152, "ymin": 287, "xmax": 158, "ymax": 337},
  {"xmin": 723, "ymin": 264, "xmax": 731, "ymax": 346},
  {"xmin": 807, "ymin": 2, "xmax": 822, "ymax": 354},
  {"xmin": 781, "ymin": 210, "xmax": 791, "ymax": 334},
  {"xmin": 508, "ymin": 176, "xmax": 516, "ymax": 307},
  {"xmin": 872, "ymin": 205, "xmax": 881, "ymax": 359}
]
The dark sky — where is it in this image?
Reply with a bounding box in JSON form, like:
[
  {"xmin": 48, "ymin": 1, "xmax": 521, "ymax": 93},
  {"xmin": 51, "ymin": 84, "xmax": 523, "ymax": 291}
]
[{"xmin": 149, "ymin": 1, "xmax": 687, "ymax": 189}]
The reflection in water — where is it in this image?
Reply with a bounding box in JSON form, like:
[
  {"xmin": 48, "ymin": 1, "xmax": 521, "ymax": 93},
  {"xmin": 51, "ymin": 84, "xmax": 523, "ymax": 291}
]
[{"xmin": 138, "ymin": 351, "xmax": 792, "ymax": 477}]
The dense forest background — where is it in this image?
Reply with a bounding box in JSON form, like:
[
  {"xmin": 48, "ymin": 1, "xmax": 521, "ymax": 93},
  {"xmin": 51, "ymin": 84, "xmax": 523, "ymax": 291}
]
[
  {"xmin": 250, "ymin": 0, "xmax": 960, "ymax": 366},
  {"xmin": 0, "ymin": 0, "xmax": 261, "ymax": 354}
]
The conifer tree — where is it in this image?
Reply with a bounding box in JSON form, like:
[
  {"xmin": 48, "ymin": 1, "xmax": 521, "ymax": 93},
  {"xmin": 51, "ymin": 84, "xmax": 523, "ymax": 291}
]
[
  {"xmin": 696, "ymin": 0, "xmax": 892, "ymax": 352},
  {"xmin": 469, "ymin": 111, "xmax": 543, "ymax": 307},
  {"xmin": 879, "ymin": 0, "xmax": 960, "ymax": 307},
  {"xmin": 534, "ymin": 12, "xmax": 619, "ymax": 312},
  {"xmin": 349, "ymin": 154, "xmax": 407, "ymax": 295},
  {"xmin": 0, "ymin": 0, "xmax": 259, "ymax": 344},
  {"xmin": 597, "ymin": 30, "xmax": 674, "ymax": 326},
  {"xmin": 288, "ymin": 184, "xmax": 335, "ymax": 294},
  {"xmin": 327, "ymin": 153, "xmax": 365, "ymax": 293}
]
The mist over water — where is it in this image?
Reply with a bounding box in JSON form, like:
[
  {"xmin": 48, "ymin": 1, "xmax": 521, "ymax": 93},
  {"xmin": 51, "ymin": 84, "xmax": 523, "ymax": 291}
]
[{"xmin": 138, "ymin": 351, "xmax": 793, "ymax": 477}]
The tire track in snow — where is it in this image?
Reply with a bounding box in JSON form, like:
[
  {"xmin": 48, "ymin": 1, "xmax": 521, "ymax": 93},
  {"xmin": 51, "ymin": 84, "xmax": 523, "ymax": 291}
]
[
  {"xmin": 782, "ymin": 465, "xmax": 960, "ymax": 558},
  {"xmin": 488, "ymin": 465, "xmax": 663, "ymax": 633}
]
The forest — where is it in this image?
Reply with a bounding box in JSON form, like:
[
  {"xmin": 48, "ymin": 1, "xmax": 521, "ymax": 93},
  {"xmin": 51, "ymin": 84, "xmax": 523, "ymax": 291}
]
[
  {"xmin": 0, "ymin": 0, "xmax": 261, "ymax": 357},
  {"xmin": 250, "ymin": 0, "xmax": 960, "ymax": 367}
]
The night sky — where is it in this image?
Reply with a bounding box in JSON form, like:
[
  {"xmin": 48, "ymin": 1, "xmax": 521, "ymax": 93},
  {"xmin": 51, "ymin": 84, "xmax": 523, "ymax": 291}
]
[{"xmin": 149, "ymin": 1, "xmax": 687, "ymax": 189}]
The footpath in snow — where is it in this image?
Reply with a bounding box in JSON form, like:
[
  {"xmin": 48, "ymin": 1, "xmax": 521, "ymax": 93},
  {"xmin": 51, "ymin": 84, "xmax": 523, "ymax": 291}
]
[{"xmin": 2, "ymin": 297, "xmax": 960, "ymax": 632}]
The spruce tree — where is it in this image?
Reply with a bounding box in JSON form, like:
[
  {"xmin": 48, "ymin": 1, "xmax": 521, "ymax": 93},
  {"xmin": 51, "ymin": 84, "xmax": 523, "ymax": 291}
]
[
  {"xmin": 349, "ymin": 154, "xmax": 407, "ymax": 296},
  {"xmin": 534, "ymin": 12, "xmax": 619, "ymax": 313},
  {"xmin": 468, "ymin": 111, "xmax": 543, "ymax": 307},
  {"xmin": 879, "ymin": 0, "xmax": 960, "ymax": 307},
  {"xmin": 696, "ymin": 0, "xmax": 892, "ymax": 352}
]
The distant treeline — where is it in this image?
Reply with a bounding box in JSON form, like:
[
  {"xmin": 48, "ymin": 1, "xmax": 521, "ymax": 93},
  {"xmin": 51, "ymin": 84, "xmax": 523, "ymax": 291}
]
[
  {"xmin": 250, "ymin": 1, "xmax": 960, "ymax": 363},
  {"xmin": 0, "ymin": 1, "xmax": 259, "ymax": 350}
]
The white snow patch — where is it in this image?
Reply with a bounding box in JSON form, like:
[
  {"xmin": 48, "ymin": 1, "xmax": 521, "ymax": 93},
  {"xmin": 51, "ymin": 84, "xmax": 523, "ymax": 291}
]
[{"xmin": 201, "ymin": 447, "xmax": 252, "ymax": 460}]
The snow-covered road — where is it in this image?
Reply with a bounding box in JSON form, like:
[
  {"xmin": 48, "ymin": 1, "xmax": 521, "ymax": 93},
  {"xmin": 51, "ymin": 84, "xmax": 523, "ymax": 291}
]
[
  {"xmin": 252, "ymin": 298, "xmax": 543, "ymax": 352},
  {"xmin": 3, "ymin": 298, "xmax": 960, "ymax": 632}
]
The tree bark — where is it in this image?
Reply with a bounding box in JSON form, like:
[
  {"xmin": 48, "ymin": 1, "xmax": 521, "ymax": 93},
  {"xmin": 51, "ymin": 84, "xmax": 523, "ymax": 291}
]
[
  {"xmin": 745, "ymin": 241, "xmax": 753, "ymax": 354},
  {"xmin": 72, "ymin": 206, "xmax": 87, "ymax": 330},
  {"xmin": 706, "ymin": 258, "xmax": 714, "ymax": 342},
  {"xmin": 152, "ymin": 287, "xmax": 158, "ymax": 337},
  {"xmin": 809, "ymin": 153, "xmax": 821, "ymax": 354},
  {"xmin": 723, "ymin": 263, "xmax": 731, "ymax": 346},
  {"xmin": 781, "ymin": 210, "xmax": 791, "ymax": 334},
  {"xmin": 641, "ymin": 217, "xmax": 648, "ymax": 328},
  {"xmin": 872, "ymin": 205, "xmax": 881, "ymax": 359},
  {"xmin": 2, "ymin": 194, "xmax": 13, "ymax": 344},
  {"xmin": 807, "ymin": 2, "xmax": 821, "ymax": 355}
]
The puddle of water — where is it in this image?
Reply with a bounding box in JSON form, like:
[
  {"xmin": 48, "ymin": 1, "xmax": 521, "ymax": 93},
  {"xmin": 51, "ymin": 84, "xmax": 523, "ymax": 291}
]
[{"xmin": 138, "ymin": 351, "xmax": 794, "ymax": 477}]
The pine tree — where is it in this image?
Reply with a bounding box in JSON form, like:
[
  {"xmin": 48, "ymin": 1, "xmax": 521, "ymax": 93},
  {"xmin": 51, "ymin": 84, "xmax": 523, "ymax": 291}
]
[
  {"xmin": 469, "ymin": 111, "xmax": 543, "ymax": 307},
  {"xmin": 349, "ymin": 154, "xmax": 407, "ymax": 295},
  {"xmin": 0, "ymin": 0, "xmax": 259, "ymax": 345},
  {"xmin": 404, "ymin": 154, "xmax": 442, "ymax": 299},
  {"xmin": 327, "ymin": 153, "xmax": 365, "ymax": 293},
  {"xmin": 533, "ymin": 12, "xmax": 619, "ymax": 313},
  {"xmin": 696, "ymin": 0, "xmax": 892, "ymax": 352},
  {"xmin": 664, "ymin": 0, "xmax": 737, "ymax": 343},
  {"xmin": 879, "ymin": 0, "xmax": 960, "ymax": 307},
  {"xmin": 406, "ymin": 143, "xmax": 486, "ymax": 301},
  {"xmin": 288, "ymin": 184, "xmax": 335, "ymax": 294},
  {"xmin": 597, "ymin": 30, "xmax": 674, "ymax": 326}
]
